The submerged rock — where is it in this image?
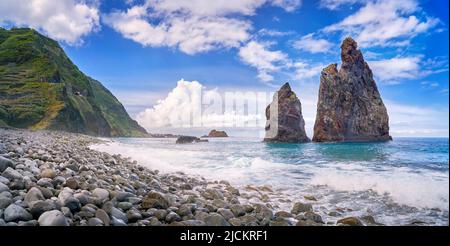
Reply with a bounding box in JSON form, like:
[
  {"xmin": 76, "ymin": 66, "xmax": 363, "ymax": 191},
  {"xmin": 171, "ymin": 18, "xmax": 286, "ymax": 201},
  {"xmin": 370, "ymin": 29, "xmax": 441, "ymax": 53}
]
[
  {"xmin": 313, "ymin": 37, "xmax": 391, "ymax": 142},
  {"xmin": 175, "ymin": 136, "xmax": 208, "ymax": 144},
  {"xmin": 264, "ymin": 83, "xmax": 309, "ymax": 143}
]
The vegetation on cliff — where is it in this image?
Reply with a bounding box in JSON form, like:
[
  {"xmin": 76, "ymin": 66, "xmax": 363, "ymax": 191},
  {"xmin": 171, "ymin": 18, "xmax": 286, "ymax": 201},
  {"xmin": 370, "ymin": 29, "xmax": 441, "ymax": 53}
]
[{"xmin": 0, "ymin": 28, "xmax": 148, "ymax": 137}]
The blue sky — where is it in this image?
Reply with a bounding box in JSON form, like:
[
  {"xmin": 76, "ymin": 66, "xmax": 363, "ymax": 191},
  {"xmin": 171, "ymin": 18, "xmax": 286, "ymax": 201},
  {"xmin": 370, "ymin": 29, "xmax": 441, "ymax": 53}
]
[{"xmin": 0, "ymin": 0, "xmax": 448, "ymax": 137}]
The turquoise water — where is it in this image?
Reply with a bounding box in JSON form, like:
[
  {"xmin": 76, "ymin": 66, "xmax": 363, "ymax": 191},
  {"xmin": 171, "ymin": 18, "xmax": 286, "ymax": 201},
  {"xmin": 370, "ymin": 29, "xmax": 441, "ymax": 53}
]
[{"xmin": 93, "ymin": 137, "xmax": 449, "ymax": 225}]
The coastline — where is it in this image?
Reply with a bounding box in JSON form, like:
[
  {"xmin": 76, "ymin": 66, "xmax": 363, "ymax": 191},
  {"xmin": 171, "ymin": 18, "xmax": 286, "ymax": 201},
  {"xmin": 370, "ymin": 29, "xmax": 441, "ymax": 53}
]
[{"xmin": 0, "ymin": 128, "xmax": 424, "ymax": 226}]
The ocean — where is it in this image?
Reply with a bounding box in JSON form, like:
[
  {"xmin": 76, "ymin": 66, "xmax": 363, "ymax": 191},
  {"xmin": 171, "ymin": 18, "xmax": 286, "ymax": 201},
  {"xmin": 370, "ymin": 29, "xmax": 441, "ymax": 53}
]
[{"xmin": 91, "ymin": 137, "xmax": 449, "ymax": 226}]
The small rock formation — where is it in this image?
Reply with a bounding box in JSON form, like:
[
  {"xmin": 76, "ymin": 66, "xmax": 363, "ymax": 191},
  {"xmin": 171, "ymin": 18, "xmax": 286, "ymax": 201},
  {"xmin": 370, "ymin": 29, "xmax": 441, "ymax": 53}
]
[
  {"xmin": 313, "ymin": 37, "xmax": 391, "ymax": 142},
  {"xmin": 206, "ymin": 130, "xmax": 228, "ymax": 137},
  {"xmin": 176, "ymin": 136, "xmax": 209, "ymax": 144},
  {"xmin": 264, "ymin": 83, "xmax": 309, "ymax": 143}
]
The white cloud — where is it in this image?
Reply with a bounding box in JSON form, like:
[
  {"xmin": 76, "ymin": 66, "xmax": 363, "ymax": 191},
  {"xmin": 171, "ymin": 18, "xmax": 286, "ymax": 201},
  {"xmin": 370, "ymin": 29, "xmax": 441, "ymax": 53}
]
[
  {"xmin": 147, "ymin": 0, "xmax": 301, "ymax": 16},
  {"xmin": 385, "ymin": 101, "xmax": 449, "ymax": 137},
  {"xmin": 134, "ymin": 79, "xmax": 448, "ymax": 137},
  {"xmin": 104, "ymin": 7, "xmax": 251, "ymax": 55},
  {"xmin": 136, "ymin": 79, "xmax": 204, "ymax": 128},
  {"xmin": 319, "ymin": 0, "xmax": 365, "ymax": 10},
  {"xmin": 323, "ymin": 0, "xmax": 439, "ymax": 47},
  {"xmin": 368, "ymin": 55, "xmax": 448, "ymax": 83},
  {"xmin": 293, "ymin": 33, "xmax": 333, "ymax": 53},
  {"xmin": 0, "ymin": 0, "xmax": 100, "ymax": 44},
  {"xmin": 238, "ymin": 41, "xmax": 289, "ymax": 82},
  {"xmin": 292, "ymin": 61, "xmax": 326, "ymax": 80},
  {"xmin": 135, "ymin": 79, "xmax": 267, "ymax": 129},
  {"xmin": 147, "ymin": 0, "xmax": 263, "ymax": 16},
  {"xmin": 270, "ymin": 0, "xmax": 302, "ymax": 12},
  {"xmin": 104, "ymin": 0, "xmax": 301, "ymax": 55},
  {"xmin": 258, "ymin": 28, "xmax": 294, "ymax": 37},
  {"xmin": 368, "ymin": 56, "xmax": 421, "ymax": 82}
]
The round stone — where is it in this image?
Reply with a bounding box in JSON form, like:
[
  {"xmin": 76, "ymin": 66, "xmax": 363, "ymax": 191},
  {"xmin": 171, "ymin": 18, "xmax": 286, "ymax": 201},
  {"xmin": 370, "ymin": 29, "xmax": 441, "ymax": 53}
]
[
  {"xmin": 25, "ymin": 187, "xmax": 45, "ymax": 206},
  {"xmin": 92, "ymin": 188, "xmax": 109, "ymax": 201},
  {"xmin": 38, "ymin": 210, "xmax": 69, "ymax": 226},
  {"xmin": 40, "ymin": 169, "xmax": 56, "ymax": 179},
  {"xmin": 4, "ymin": 204, "xmax": 33, "ymax": 222}
]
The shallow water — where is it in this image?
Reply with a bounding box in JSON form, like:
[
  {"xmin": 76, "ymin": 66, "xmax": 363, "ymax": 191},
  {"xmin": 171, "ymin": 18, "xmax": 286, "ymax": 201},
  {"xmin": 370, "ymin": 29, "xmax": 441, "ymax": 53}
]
[{"xmin": 91, "ymin": 137, "xmax": 449, "ymax": 226}]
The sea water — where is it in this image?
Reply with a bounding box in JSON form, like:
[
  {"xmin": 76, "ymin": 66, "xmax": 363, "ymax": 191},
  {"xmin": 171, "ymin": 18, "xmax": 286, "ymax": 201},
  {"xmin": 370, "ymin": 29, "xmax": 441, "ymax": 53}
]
[{"xmin": 91, "ymin": 137, "xmax": 449, "ymax": 226}]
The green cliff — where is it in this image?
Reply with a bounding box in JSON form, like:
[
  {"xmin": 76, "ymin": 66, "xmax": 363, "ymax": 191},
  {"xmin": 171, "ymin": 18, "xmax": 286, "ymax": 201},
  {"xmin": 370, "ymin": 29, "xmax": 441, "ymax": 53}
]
[{"xmin": 0, "ymin": 28, "xmax": 148, "ymax": 137}]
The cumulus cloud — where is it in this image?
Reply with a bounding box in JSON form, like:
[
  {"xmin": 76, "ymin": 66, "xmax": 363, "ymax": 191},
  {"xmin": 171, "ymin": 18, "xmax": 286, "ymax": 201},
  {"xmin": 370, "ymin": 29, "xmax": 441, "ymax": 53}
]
[
  {"xmin": 104, "ymin": 0, "xmax": 301, "ymax": 55},
  {"xmin": 368, "ymin": 56, "xmax": 448, "ymax": 83},
  {"xmin": 0, "ymin": 0, "xmax": 100, "ymax": 44},
  {"xmin": 368, "ymin": 56, "xmax": 421, "ymax": 82},
  {"xmin": 323, "ymin": 0, "xmax": 439, "ymax": 47},
  {"xmin": 148, "ymin": 0, "xmax": 301, "ymax": 15},
  {"xmin": 293, "ymin": 33, "xmax": 333, "ymax": 53},
  {"xmin": 238, "ymin": 41, "xmax": 289, "ymax": 82},
  {"xmin": 136, "ymin": 79, "xmax": 203, "ymax": 128},
  {"xmin": 135, "ymin": 79, "xmax": 267, "ymax": 129},
  {"xmin": 103, "ymin": 6, "xmax": 251, "ymax": 55}
]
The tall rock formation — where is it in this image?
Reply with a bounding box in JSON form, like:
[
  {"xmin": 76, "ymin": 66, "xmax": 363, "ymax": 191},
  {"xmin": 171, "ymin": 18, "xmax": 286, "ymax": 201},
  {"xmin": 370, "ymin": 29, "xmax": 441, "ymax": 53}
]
[
  {"xmin": 264, "ymin": 83, "xmax": 309, "ymax": 143},
  {"xmin": 313, "ymin": 37, "xmax": 391, "ymax": 142},
  {"xmin": 0, "ymin": 28, "xmax": 148, "ymax": 137}
]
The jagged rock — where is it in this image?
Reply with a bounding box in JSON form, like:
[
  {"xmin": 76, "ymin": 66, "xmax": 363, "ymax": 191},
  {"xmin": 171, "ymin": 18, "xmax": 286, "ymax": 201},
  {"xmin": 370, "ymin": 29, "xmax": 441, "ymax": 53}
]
[
  {"xmin": 175, "ymin": 136, "xmax": 208, "ymax": 144},
  {"xmin": 264, "ymin": 83, "xmax": 310, "ymax": 143},
  {"xmin": 313, "ymin": 37, "xmax": 391, "ymax": 142},
  {"xmin": 206, "ymin": 130, "xmax": 228, "ymax": 137}
]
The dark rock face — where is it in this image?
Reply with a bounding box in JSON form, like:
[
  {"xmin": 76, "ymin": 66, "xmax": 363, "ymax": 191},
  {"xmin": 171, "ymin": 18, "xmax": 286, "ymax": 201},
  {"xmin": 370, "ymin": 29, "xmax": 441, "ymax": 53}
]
[
  {"xmin": 313, "ymin": 37, "xmax": 391, "ymax": 142},
  {"xmin": 175, "ymin": 136, "xmax": 208, "ymax": 144},
  {"xmin": 264, "ymin": 83, "xmax": 309, "ymax": 143},
  {"xmin": 207, "ymin": 130, "xmax": 228, "ymax": 137}
]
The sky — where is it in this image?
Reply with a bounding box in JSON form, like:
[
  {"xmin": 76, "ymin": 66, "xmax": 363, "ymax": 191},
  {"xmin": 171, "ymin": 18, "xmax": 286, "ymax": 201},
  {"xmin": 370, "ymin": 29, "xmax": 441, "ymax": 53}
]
[{"xmin": 0, "ymin": 0, "xmax": 448, "ymax": 137}]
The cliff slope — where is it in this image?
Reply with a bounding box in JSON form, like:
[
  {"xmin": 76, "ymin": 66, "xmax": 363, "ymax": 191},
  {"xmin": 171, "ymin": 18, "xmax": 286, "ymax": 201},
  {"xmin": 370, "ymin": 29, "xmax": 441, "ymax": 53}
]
[{"xmin": 0, "ymin": 28, "xmax": 148, "ymax": 137}]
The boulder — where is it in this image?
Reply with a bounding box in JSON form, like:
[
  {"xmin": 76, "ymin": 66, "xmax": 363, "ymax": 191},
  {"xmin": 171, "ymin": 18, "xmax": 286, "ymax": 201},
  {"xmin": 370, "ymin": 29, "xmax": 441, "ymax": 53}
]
[
  {"xmin": 2, "ymin": 167, "xmax": 23, "ymax": 181},
  {"xmin": 40, "ymin": 169, "xmax": 56, "ymax": 179},
  {"xmin": 175, "ymin": 136, "xmax": 208, "ymax": 144},
  {"xmin": 291, "ymin": 202, "xmax": 313, "ymax": 214},
  {"xmin": 0, "ymin": 182, "xmax": 9, "ymax": 193},
  {"xmin": 92, "ymin": 188, "xmax": 110, "ymax": 202},
  {"xmin": 29, "ymin": 200, "xmax": 56, "ymax": 218},
  {"xmin": 0, "ymin": 156, "xmax": 14, "ymax": 172},
  {"xmin": 141, "ymin": 191, "xmax": 169, "ymax": 209},
  {"xmin": 58, "ymin": 187, "xmax": 81, "ymax": 212},
  {"xmin": 207, "ymin": 130, "xmax": 228, "ymax": 137},
  {"xmin": 313, "ymin": 37, "xmax": 391, "ymax": 142},
  {"xmin": 337, "ymin": 217, "xmax": 364, "ymax": 226},
  {"xmin": 204, "ymin": 213, "xmax": 230, "ymax": 226},
  {"xmin": 4, "ymin": 204, "xmax": 33, "ymax": 222},
  {"xmin": 38, "ymin": 210, "xmax": 69, "ymax": 226},
  {"xmin": 24, "ymin": 187, "xmax": 45, "ymax": 206},
  {"xmin": 264, "ymin": 83, "xmax": 309, "ymax": 143}
]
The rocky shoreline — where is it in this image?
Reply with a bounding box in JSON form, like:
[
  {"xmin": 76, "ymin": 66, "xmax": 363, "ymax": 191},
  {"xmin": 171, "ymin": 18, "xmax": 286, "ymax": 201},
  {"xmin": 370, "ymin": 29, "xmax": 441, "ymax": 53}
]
[{"xmin": 0, "ymin": 128, "xmax": 371, "ymax": 226}]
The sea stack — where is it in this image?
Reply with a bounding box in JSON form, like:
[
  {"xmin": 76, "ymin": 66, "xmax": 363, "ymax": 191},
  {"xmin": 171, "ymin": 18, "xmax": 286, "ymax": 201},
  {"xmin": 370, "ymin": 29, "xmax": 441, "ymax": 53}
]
[
  {"xmin": 313, "ymin": 37, "xmax": 391, "ymax": 142},
  {"xmin": 264, "ymin": 83, "xmax": 309, "ymax": 143}
]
